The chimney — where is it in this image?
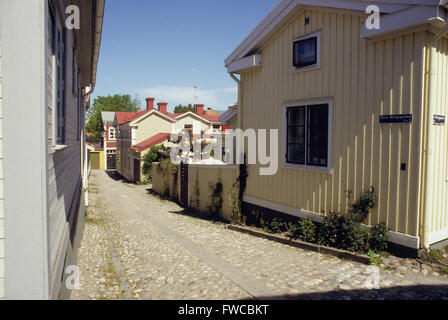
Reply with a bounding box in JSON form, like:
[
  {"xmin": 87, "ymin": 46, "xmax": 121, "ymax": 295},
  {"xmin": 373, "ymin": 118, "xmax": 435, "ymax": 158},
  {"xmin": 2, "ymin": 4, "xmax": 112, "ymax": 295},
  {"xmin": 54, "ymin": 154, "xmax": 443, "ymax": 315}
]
[
  {"xmin": 136, "ymin": 108, "xmax": 142, "ymax": 113},
  {"xmin": 194, "ymin": 104, "xmax": 204, "ymax": 115},
  {"xmin": 146, "ymin": 97, "xmax": 155, "ymax": 110},
  {"xmin": 158, "ymin": 102, "xmax": 168, "ymax": 114}
]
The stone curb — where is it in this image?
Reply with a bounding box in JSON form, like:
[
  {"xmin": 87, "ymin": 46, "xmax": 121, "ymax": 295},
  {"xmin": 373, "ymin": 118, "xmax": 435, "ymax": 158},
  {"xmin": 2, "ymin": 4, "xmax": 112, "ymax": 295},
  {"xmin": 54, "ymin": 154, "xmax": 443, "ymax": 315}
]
[{"xmin": 225, "ymin": 224, "xmax": 371, "ymax": 265}]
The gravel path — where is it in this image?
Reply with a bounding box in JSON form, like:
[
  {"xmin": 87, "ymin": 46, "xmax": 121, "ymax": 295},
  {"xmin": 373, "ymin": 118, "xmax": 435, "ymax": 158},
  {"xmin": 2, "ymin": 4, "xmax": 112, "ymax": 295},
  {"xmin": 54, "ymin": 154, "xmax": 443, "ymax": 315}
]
[{"xmin": 70, "ymin": 170, "xmax": 448, "ymax": 300}]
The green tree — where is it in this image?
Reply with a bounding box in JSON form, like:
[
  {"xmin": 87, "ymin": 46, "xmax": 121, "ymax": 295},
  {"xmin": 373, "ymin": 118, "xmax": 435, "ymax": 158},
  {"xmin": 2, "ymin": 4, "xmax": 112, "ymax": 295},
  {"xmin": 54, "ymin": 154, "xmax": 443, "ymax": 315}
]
[
  {"xmin": 142, "ymin": 145, "xmax": 165, "ymax": 181},
  {"xmin": 173, "ymin": 104, "xmax": 194, "ymax": 114},
  {"xmin": 86, "ymin": 94, "xmax": 141, "ymax": 143}
]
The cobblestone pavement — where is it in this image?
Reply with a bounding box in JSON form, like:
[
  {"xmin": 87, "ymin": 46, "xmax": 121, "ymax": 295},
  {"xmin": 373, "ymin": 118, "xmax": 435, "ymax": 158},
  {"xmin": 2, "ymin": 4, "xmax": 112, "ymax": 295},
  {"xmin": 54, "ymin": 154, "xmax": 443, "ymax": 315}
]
[{"xmin": 70, "ymin": 170, "xmax": 448, "ymax": 300}]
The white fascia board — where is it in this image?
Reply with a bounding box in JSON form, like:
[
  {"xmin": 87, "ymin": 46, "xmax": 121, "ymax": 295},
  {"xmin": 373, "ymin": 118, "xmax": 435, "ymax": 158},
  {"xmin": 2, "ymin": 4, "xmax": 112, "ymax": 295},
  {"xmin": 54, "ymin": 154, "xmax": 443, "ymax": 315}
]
[
  {"xmin": 224, "ymin": 0, "xmax": 413, "ymax": 67},
  {"xmin": 361, "ymin": 5, "xmax": 446, "ymax": 39},
  {"xmin": 227, "ymin": 55, "xmax": 262, "ymax": 73},
  {"xmin": 130, "ymin": 110, "xmax": 175, "ymax": 126},
  {"xmin": 297, "ymin": 0, "xmax": 412, "ymax": 11},
  {"xmin": 175, "ymin": 112, "xmax": 211, "ymax": 124},
  {"xmin": 225, "ymin": 0, "xmax": 298, "ymax": 67}
]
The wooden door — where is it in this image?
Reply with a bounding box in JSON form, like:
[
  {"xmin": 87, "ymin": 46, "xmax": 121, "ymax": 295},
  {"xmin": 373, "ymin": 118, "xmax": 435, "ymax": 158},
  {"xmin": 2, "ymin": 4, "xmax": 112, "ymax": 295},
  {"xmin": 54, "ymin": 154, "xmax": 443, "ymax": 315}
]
[{"xmin": 134, "ymin": 159, "xmax": 141, "ymax": 182}]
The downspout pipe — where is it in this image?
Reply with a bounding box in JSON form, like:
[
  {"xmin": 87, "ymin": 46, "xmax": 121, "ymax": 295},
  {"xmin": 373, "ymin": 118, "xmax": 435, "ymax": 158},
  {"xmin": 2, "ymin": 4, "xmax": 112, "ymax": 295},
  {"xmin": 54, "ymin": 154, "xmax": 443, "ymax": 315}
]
[
  {"xmin": 229, "ymin": 73, "xmax": 241, "ymax": 129},
  {"xmin": 229, "ymin": 72, "xmax": 244, "ymax": 164},
  {"xmin": 82, "ymin": 86, "xmax": 95, "ymax": 206},
  {"xmin": 422, "ymin": 24, "xmax": 448, "ymax": 250}
]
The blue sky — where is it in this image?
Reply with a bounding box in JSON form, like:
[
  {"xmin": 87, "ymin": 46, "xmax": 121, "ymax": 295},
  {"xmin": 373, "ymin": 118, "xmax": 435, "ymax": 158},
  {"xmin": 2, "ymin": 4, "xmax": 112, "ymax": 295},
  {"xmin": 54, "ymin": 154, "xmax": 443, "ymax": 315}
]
[{"xmin": 93, "ymin": 0, "xmax": 280, "ymax": 112}]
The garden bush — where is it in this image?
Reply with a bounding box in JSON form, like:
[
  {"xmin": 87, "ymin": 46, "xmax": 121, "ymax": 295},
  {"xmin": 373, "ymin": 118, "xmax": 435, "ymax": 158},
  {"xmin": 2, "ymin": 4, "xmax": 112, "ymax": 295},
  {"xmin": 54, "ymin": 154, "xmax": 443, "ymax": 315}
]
[{"xmin": 242, "ymin": 187, "xmax": 389, "ymax": 254}]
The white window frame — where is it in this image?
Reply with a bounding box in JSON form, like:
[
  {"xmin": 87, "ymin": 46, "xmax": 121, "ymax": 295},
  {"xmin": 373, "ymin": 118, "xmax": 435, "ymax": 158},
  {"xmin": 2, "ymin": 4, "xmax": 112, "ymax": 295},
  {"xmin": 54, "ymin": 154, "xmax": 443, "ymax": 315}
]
[
  {"xmin": 282, "ymin": 98, "xmax": 332, "ymax": 173},
  {"xmin": 292, "ymin": 31, "xmax": 321, "ymax": 74},
  {"xmin": 109, "ymin": 127, "xmax": 117, "ymax": 141}
]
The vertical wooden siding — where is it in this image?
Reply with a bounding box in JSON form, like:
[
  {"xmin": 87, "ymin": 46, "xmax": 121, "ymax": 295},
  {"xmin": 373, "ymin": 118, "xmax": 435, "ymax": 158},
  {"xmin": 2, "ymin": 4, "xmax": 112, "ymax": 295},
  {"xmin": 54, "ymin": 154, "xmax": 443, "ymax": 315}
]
[
  {"xmin": 46, "ymin": 20, "xmax": 83, "ymax": 280},
  {"xmin": 240, "ymin": 9, "xmax": 426, "ymax": 236},
  {"xmin": 427, "ymin": 38, "xmax": 448, "ymax": 235}
]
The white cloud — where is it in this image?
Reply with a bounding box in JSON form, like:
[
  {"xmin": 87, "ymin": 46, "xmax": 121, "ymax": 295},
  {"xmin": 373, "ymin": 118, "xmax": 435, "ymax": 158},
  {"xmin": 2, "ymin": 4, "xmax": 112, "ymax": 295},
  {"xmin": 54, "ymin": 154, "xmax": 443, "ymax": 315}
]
[
  {"xmin": 222, "ymin": 87, "xmax": 238, "ymax": 93},
  {"xmin": 139, "ymin": 86, "xmax": 237, "ymax": 109}
]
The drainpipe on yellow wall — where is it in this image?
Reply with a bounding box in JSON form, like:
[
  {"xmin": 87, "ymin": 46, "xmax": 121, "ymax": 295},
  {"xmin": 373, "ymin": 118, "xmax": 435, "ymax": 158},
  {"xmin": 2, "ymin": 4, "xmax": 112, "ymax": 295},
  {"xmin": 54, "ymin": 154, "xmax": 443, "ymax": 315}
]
[
  {"xmin": 229, "ymin": 73, "xmax": 242, "ymax": 129},
  {"xmin": 421, "ymin": 24, "xmax": 448, "ymax": 250},
  {"xmin": 229, "ymin": 72, "xmax": 245, "ymax": 165}
]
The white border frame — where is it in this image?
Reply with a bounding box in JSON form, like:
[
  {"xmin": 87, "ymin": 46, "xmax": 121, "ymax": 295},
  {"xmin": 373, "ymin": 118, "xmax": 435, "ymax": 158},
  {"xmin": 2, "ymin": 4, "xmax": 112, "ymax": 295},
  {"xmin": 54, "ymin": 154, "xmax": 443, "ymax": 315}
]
[
  {"xmin": 292, "ymin": 31, "xmax": 321, "ymax": 73},
  {"xmin": 282, "ymin": 97, "xmax": 333, "ymax": 174}
]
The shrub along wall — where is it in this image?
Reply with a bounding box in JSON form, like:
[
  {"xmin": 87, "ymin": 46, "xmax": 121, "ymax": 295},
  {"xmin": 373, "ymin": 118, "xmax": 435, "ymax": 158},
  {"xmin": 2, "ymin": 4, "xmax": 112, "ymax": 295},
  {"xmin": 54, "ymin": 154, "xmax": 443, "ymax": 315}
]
[{"xmin": 152, "ymin": 162, "xmax": 180, "ymax": 201}]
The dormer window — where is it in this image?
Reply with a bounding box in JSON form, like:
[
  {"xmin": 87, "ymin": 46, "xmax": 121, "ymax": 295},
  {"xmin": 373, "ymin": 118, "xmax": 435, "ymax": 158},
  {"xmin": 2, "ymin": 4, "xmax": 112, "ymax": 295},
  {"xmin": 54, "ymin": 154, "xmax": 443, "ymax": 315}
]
[{"xmin": 293, "ymin": 31, "xmax": 321, "ymax": 72}]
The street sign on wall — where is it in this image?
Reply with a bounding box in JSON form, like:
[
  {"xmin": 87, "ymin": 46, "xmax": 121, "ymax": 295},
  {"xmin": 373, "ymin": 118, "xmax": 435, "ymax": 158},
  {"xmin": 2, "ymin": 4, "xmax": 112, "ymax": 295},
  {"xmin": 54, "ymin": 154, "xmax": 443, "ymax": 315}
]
[
  {"xmin": 379, "ymin": 114, "xmax": 412, "ymax": 124},
  {"xmin": 434, "ymin": 115, "xmax": 446, "ymax": 126}
]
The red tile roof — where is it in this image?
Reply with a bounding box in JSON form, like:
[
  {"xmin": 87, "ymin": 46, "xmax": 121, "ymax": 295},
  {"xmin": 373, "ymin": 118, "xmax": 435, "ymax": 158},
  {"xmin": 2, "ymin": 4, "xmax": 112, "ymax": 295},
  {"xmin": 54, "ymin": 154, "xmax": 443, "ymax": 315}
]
[
  {"xmin": 200, "ymin": 114, "xmax": 220, "ymax": 122},
  {"xmin": 124, "ymin": 109, "xmax": 154, "ymax": 124},
  {"xmin": 116, "ymin": 112, "xmax": 139, "ymax": 125},
  {"xmin": 129, "ymin": 133, "xmax": 171, "ymax": 152}
]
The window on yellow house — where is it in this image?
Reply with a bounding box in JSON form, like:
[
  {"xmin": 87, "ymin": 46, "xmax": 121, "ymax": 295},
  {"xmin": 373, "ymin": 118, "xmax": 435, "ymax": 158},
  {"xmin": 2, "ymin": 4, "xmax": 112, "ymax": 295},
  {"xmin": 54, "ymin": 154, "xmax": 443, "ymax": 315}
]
[
  {"xmin": 293, "ymin": 31, "xmax": 321, "ymax": 72},
  {"xmin": 286, "ymin": 103, "xmax": 329, "ymax": 168}
]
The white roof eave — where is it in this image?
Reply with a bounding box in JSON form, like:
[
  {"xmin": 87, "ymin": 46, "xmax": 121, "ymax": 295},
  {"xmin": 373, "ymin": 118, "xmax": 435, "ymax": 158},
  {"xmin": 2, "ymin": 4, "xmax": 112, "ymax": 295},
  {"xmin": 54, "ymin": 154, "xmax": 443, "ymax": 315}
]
[
  {"xmin": 362, "ymin": 5, "xmax": 447, "ymax": 39},
  {"xmin": 225, "ymin": 0, "xmax": 442, "ymax": 68}
]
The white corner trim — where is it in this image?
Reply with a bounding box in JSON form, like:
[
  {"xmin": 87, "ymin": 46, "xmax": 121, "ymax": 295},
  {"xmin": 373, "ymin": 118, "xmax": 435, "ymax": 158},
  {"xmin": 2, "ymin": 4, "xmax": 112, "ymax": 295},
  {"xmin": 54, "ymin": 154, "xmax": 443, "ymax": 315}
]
[
  {"xmin": 428, "ymin": 228, "xmax": 448, "ymax": 246},
  {"xmin": 244, "ymin": 195, "xmax": 421, "ymax": 249},
  {"xmin": 227, "ymin": 54, "xmax": 262, "ymax": 73}
]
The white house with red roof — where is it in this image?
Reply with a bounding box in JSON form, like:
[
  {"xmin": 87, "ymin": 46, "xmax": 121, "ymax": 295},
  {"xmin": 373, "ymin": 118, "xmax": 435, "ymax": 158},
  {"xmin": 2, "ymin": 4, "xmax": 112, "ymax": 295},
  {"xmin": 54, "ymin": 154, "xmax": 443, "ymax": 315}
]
[{"xmin": 114, "ymin": 98, "xmax": 224, "ymax": 182}]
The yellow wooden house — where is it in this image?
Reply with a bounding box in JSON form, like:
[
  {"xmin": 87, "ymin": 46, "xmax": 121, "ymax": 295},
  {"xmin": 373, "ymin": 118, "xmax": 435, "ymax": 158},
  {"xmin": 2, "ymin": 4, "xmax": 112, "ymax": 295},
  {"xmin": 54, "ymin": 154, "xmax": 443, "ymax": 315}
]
[{"xmin": 225, "ymin": 0, "xmax": 448, "ymax": 253}]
